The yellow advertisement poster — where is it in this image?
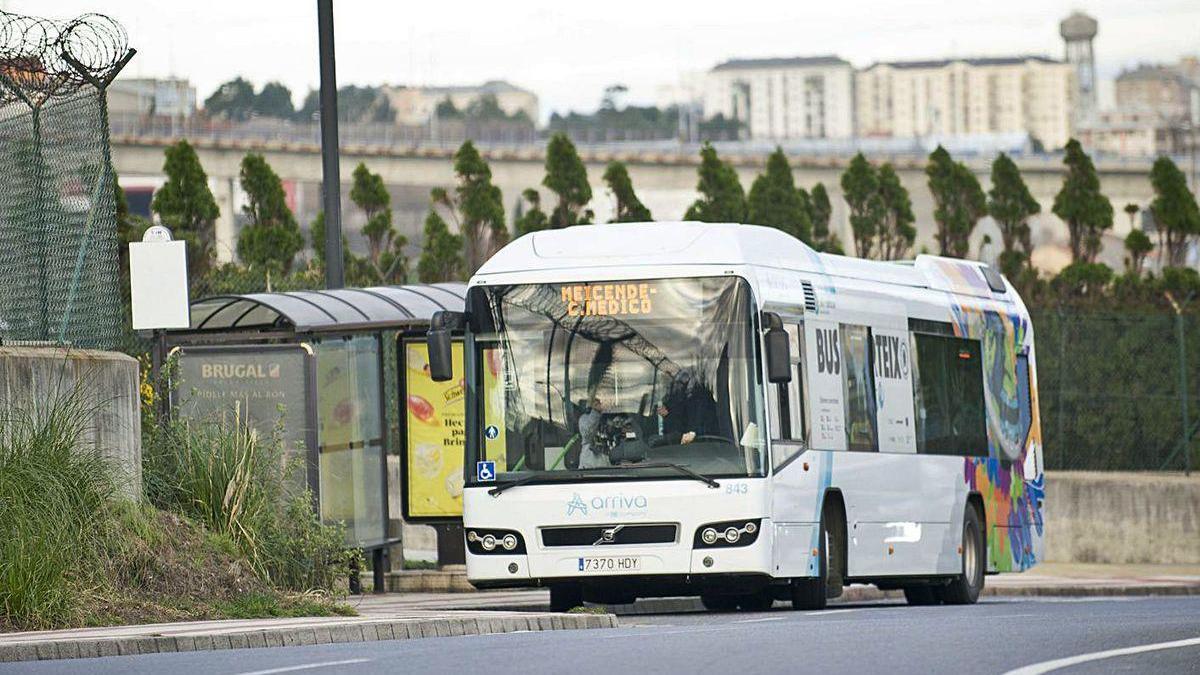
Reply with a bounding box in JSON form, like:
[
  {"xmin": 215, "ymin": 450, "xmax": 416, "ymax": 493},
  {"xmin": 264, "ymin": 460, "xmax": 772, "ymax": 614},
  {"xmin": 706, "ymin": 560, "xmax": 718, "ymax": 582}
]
[{"xmin": 405, "ymin": 341, "xmax": 466, "ymax": 519}]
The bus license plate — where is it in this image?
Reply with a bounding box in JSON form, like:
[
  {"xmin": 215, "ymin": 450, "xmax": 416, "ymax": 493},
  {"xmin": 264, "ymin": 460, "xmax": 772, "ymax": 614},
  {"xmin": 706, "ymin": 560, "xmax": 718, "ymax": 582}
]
[{"xmin": 577, "ymin": 556, "xmax": 641, "ymax": 573}]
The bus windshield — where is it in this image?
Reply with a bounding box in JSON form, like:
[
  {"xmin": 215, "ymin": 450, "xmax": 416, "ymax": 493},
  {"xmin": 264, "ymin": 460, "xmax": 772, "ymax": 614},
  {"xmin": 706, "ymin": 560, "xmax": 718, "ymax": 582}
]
[{"xmin": 467, "ymin": 276, "xmax": 766, "ymax": 485}]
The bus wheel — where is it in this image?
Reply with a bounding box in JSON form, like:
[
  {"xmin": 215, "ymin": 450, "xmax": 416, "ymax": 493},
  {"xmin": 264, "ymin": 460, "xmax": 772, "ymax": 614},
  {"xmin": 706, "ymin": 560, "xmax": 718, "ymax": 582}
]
[
  {"xmin": 790, "ymin": 511, "xmax": 830, "ymax": 611},
  {"xmin": 903, "ymin": 585, "xmax": 940, "ymax": 605},
  {"xmin": 700, "ymin": 594, "xmax": 740, "ymax": 612},
  {"xmin": 938, "ymin": 505, "xmax": 985, "ymax": 605},
  {"xmin": 549, "ymin": 583, "xmax": 584, "ymax": 612}
]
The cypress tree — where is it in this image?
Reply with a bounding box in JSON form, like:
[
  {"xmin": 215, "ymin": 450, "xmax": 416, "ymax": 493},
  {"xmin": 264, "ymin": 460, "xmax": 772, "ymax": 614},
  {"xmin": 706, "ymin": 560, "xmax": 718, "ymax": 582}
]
[
  {"xmin": 747, "ymin": 147, "xmax": 811, "ymax": 241},
  {"xmin": 876, "ymin": 163, "xmax": 915, "ymax": 260},
  {"xmin": 988, "ymin": 153, "xmax": 1040, "ymax": 275},
  {"xmin": 840, "ymin": 153, "xmax": 883, "ymax": 258},
  {"xmin": 514, "ymin": 188, "xmax": 550, "ymax": 236},
  {"xmin": 684, "ymin": 143, "xmax": 747, "ymax": 222},
  {"xmin": 151, "ymin": 139, "xmax": 220, "ymax": 279},
  {"xmin": 926, "ymin": 145, "xmax": 986, "ymax": 258},
  {"xmin": 602, "ymin": 161, "xmax": 652, "ymax": 223},
  {"xmin": 1052, "ymin": 139, "xmax": 1113, "ymax": 264},
  {"xmin": 235, "ymin": 153, "xmax": 304, "ymax": 273},
  {"xmin": 543, "ymin": 133, "xmax": 593, "ymax": 228},
  {"xmin": 1148, "ymin": 155, "xmax": 1200, "ymax": 266},
  {"xmin": 417, "ymin": 209, "xmax": 464, "ymax": 282}
]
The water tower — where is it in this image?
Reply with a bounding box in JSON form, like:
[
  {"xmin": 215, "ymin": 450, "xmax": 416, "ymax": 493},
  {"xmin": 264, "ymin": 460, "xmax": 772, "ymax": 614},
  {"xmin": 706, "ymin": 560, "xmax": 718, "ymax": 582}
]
[{"xmin": 1060, "ymin": 11, "xmax": 1099, "ymax": 124}]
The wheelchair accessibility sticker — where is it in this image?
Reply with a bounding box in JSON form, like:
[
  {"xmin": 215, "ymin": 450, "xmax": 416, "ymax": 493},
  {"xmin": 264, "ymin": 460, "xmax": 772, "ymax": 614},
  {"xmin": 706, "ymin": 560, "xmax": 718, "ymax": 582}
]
[{"xmin": 476, "ymin": 460, "xmax": 496, "ymax": 482}]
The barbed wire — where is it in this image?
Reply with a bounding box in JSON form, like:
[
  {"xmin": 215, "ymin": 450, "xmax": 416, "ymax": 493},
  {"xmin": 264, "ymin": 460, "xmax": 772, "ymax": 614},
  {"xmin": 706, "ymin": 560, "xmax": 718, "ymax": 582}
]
[{"xmin": 0, "ymin": 10, "xmax": 133, "ymax": 108}]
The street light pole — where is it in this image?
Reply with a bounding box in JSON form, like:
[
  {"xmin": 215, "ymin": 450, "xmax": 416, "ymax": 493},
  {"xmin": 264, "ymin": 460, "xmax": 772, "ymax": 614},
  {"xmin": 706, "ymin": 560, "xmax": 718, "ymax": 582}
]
[{"xmin": 317, "ymin": 0, "xmax": 344, "ymax": 289}]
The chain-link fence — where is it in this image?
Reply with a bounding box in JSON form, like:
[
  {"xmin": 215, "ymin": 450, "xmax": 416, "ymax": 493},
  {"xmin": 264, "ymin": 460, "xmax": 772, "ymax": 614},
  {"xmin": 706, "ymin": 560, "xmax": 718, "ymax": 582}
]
[
  {"xmin": 1033, "ymin": 309, "xmax": 1199, "ymax": 472},
  {"xmin": 0, "ymin": 10, "xmax": 133, "ymax": 350},
  {"xmin": 0, "ymin": 90, "xmax": 123, "ymax": 349}
]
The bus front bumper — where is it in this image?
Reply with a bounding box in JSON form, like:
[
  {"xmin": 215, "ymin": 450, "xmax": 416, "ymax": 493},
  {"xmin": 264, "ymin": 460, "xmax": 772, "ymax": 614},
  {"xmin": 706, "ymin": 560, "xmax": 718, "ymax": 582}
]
[{"xmin": 465, "ymin": 520, "xmax": 777, "ymax": 587}]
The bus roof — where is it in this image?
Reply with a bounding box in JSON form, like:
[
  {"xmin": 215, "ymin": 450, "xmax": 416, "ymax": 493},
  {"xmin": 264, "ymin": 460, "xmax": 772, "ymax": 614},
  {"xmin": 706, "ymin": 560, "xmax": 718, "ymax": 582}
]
[{"xmin": 478, "ymin": 222, "xmax": 1009, "ymax": 301}]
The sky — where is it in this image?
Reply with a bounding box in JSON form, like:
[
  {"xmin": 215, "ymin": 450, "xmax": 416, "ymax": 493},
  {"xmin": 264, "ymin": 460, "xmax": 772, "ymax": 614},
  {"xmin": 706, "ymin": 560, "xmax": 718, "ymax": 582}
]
[{"xmin": 8, "ymin": 0, "xmax": 1200, "ymax": 121}]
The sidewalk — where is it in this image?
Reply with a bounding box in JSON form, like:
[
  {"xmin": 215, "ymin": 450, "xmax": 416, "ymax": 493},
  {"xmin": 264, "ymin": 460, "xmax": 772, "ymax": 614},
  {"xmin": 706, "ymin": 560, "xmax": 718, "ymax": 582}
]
[{"xmin": 0, "ymin": 609, "xmax": 616, "ymax": 663}]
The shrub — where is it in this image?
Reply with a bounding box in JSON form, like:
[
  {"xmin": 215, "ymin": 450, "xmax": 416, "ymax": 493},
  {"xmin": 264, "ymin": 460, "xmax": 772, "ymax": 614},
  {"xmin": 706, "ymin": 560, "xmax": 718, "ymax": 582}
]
[
  {"xmin": 142, "ymin": 405, "xmax": 356, "ymax": 592},
  {"xmin": 0, "ymin": 385, "xmax": 113, "ymax": 629}
]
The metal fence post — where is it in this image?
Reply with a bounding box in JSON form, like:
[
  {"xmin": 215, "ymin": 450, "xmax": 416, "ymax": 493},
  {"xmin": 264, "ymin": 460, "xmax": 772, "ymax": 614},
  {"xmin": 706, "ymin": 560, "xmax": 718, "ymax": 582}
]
[{"xmin": 1166, "ymin": 292, "xmax": 1191, "ymax": 475}]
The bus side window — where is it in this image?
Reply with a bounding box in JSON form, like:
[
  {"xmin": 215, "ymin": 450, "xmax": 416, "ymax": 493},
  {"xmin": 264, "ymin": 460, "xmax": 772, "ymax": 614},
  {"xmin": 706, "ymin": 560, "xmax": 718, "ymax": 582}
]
[
  {"xmin": 785, "ymin": 324, "xmax": 808, "ymax": 443},
  {"xmin": 770, "ymin": 323, "xmax": 808, "ymax": 470},
  {"xmin": 911, "ymin": 333, "xmax": 987, "ymax": 456},
  {"xmin": 1013, "ymin": 352, "xmax": 1033, "ymax": 458},
  {"xmin": 840, "ymin": 324, "xmax": 878, "ymax": 452}
]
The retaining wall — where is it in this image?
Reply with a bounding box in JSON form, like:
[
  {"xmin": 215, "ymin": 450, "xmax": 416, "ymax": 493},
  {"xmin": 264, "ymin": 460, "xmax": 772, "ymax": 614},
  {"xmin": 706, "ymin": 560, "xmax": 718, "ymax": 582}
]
[
  {"xmin": 1043, "ymin": 470, "xmax": 1200, "ymax": 564},
  {"xmin": 0, "ymin": 347, "xmax": 141, "ymax": 499}
]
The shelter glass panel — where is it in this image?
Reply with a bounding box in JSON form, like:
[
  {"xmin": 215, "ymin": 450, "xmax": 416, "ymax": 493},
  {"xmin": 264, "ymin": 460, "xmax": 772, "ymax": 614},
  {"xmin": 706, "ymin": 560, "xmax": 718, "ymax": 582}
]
[{"xmin": 316, "ymin": 335, "xmax": 387, "ymax": 547}]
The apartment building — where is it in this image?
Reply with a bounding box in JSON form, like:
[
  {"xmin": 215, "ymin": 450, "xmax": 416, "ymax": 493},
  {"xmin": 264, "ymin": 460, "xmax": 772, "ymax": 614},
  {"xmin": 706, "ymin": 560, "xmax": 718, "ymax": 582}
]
[
  {"xmin": 703, "ymin": 56, "xmax": 855, "ymax": 140},
  {"xmin": 383, "ymin": 80, "xmax": 538, "ymax": 125},
  {"xmin": 856, "ymin": 56, "xmax": 1075, "ymax": 149}
]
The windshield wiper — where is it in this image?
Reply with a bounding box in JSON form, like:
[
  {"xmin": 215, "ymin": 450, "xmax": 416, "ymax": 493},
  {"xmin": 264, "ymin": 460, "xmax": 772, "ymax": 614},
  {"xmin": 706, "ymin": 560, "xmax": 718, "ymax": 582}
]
[
  {"xmin": 487, "ymin": 461, "xmax": 721, "ymax": 497},
  {"xmin": 580, "ymin": 462, "xmax": 721, "ymax": 489},
  {"xmin": 487, "ymin": 470, "xmax": 584, "ymax": 497}
]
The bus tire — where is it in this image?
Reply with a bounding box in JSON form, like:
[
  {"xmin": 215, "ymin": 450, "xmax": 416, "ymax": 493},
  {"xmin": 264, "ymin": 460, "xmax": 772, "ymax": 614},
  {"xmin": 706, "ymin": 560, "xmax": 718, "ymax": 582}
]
[
  {"xmin": 700, "ymin": 594, "xmax": 740, "ymax": 612},
  {"xmin": 790, "ymin": 509, "xmax": 831, "ymax": 611},
  {"xmin": 938, "ymin": 505, "xmax": 985, "ymax": 605},
  {"xmin": 549, "ymin": 583, "xmax": 583, "ymax": 612}
]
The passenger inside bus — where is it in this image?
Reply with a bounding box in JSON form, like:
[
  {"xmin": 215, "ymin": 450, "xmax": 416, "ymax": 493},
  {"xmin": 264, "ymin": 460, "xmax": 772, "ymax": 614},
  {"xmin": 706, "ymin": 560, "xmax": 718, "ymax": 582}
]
[{"xmin": 654, "ymin": 368, "xmax": 719, "ymax": 446}]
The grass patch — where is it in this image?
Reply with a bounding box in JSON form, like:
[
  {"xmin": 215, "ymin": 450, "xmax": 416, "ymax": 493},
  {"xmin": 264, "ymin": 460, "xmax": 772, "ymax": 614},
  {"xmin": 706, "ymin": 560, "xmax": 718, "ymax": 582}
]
[
  {"xmin": 402, "ymin": 559, "xmax": 440, "ymax": 571},
  {"xmin": 213, "ymin": 593, "xmax": 357, "ymax": 620},
  {"xmin": 0, "ymin": 378, "xmax": 356, "ymax": 633},
  {"xmin": 142, "ymin": 406, "xmax": 357, "ymax": 592},
  {"xmin": 568, "ymin": 605, "xmax": 610, "ymax": 615}
]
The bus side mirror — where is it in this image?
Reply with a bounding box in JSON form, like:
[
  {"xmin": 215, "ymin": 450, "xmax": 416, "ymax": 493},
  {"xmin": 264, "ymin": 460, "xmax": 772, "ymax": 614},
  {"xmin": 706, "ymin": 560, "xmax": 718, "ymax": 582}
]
[
  {"xmin": 762, "ymin": 312, "xmax": 792, "ymax": 384},
  {"xmin": 427, "ymin": 310, "xmax": 464, "ymax": 382}
]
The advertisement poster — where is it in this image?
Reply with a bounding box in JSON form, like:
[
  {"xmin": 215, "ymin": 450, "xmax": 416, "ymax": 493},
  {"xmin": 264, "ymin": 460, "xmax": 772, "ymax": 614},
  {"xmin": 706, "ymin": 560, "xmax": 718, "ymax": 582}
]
[
  {"xmin": 172, "ymin": 345, "xmax": 312, "ymax": 490},
  {"xmin": 804, "ymin": 320, "xmax": 848, "ymax": 451},
  {"xmin": 405, "ymin": 341, "xmax": 466, "ymax": 519},
  {"xmin": 872, "ymin": 328, "xmax": 917, "ymax": 453}
]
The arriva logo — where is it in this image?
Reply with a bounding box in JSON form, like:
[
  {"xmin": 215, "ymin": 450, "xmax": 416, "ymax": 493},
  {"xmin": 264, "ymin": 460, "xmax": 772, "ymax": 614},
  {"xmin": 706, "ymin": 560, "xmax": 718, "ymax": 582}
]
[
  {"xmin": 590, "ymin": 494, "xmax": 648, "ymax": 510},
  {"xmin": 566, "ymin": 493, "xmax": 588, "ymax": 516},
  {"xmin": 566, "ymin": 493, "xmax": 650, "ymax": 517}
]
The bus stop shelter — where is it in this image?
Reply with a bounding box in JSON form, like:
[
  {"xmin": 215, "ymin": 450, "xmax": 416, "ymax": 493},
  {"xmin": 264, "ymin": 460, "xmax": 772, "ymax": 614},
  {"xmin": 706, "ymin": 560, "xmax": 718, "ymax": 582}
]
[{"xmin": 159, "ymin": 283, "xmax": 466, "ymax": 591}]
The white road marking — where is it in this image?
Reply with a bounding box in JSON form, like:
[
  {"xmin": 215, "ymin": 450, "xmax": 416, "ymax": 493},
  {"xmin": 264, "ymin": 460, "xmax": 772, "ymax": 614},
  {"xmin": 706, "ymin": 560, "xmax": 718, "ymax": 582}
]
[
  {"xmin": 1003, "ymin": 636, "xmax": 1200, "ymax": 675},
  {"xmin": 806, "ymin": 608, "xmax": 858, "ymax": 616},
  {"xmin": 234, "ymin": 658, "xmax": 372, "ymax": 675},
  {"xmin": 734, "ymin": 616, "xmax": 787, "ymax": 623}
]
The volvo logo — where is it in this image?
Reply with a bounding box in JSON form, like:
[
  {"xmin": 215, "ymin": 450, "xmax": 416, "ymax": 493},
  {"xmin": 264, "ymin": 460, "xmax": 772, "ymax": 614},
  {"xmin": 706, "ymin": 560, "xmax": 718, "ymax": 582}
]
[{"xmin": 594, "ymin": 525, "xmax": 625, "ymax": 546}]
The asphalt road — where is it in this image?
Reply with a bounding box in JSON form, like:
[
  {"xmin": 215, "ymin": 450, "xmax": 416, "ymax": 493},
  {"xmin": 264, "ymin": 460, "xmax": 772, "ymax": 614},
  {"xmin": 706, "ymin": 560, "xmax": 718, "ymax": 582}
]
[{"xmin": 5, "ymin": 596, "xmax": 1200, "ymax": 675}]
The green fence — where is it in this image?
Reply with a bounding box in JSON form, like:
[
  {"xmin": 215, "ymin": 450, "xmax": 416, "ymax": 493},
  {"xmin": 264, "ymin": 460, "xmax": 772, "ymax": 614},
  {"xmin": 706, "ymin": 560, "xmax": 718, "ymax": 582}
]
[
  {"xmin": 0, "ymin": 11, "xmax": 134, "ymax": 350},
  {"xmin": 1032, "ymin": 309, "xmax": 1199, "ymax": 472},
  {"xmin": 0, "ymin": 91, "xmax": 123, "ymax": 349}
]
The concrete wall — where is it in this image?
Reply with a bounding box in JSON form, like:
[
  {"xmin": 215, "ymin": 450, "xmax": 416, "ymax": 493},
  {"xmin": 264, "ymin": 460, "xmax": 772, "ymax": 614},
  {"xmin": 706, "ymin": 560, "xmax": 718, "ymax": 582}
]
[
  {"xmin": 0, "ymin": 347, "xmax": 142, "ymax": 499},
  {"xmin": 1044, "ymin": 471, "xmax": 1200, "ymax": 565}
]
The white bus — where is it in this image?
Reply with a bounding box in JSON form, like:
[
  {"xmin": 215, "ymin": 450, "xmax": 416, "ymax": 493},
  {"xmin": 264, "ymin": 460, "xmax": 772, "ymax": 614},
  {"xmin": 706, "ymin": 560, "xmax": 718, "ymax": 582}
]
[{"xmin": 427, "ymin": 222, "xmax": 1044, "ymax": 611}]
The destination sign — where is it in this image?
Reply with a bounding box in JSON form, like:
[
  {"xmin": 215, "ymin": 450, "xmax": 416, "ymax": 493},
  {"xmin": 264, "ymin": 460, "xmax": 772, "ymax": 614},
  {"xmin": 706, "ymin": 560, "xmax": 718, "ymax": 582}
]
[{"xmin": 560, "ymin": 282, "xmax": 657, "ymax": 317}]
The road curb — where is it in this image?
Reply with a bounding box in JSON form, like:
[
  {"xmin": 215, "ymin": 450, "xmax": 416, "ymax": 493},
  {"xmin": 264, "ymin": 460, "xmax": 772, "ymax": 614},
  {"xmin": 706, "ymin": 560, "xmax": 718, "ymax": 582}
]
[
  {"xmin": 600, "ymin": 582, "xmax": 1200, "ymax": 615},
  {"xmin": 0, "ymin": 613, "xmax": 618, "ymax": 663}
]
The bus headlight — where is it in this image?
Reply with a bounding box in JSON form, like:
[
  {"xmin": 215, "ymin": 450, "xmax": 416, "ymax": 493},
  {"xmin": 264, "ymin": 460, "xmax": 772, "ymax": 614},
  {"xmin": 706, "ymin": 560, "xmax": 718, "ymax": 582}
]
[
  {"xmin": 465, "ymin": 528, "xmax": 526, "ymax": 555},
  {"xmin": 693, "ymin": 519, "xmax": 762, "ymax": 549}
]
